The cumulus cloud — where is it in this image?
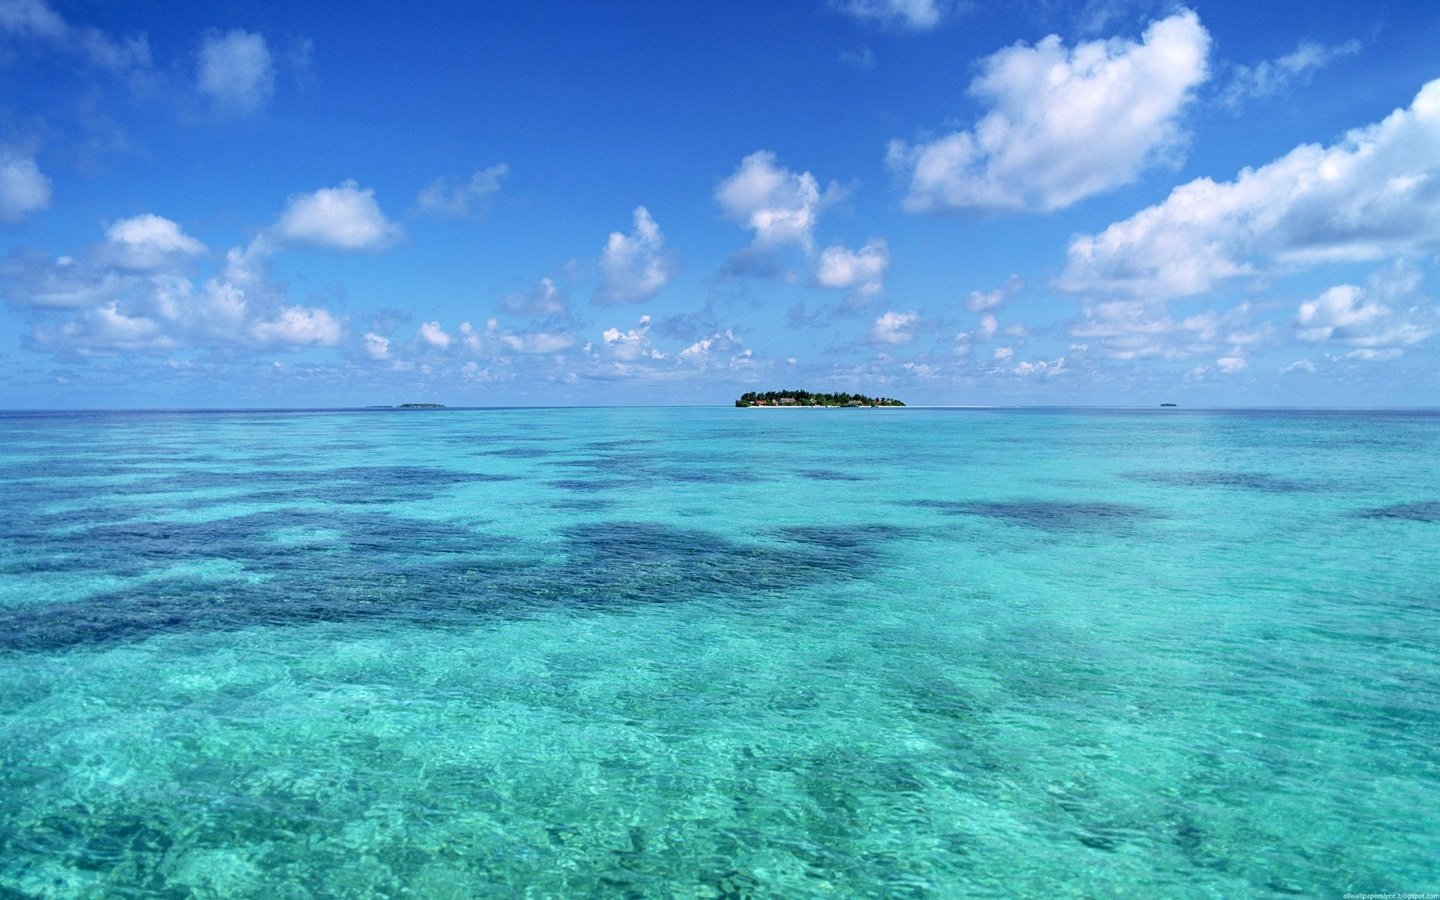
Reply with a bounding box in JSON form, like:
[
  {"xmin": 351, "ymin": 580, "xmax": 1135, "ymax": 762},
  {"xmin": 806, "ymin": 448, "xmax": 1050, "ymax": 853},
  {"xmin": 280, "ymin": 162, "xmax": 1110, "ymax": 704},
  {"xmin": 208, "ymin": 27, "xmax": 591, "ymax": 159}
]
[
  {"xmin": 31, "ymin": 303, "xmax": 172, "ymax": 354},
  {"xmin": 679, "ymin": 330, "xmax": 742, "ymax": 363},
  {"xmin": 834, "ymin": 0, "xmax": 946, "ymax": 31},
  {"xmin": 1295, "ymin": 264, "xmax": 1433, "ymax": 360},
  {"xmin": 716, "ymin": 151, "xmax": 840, "ymax": 253},
  {"xmin": 592, "ymin": 315, "xmax": 664, "ymax": 362},
  {"xmin": 0, "ymin": 0, "xmax": 150, "ymax": 74},
  {"xmin": 274, "ymin": 181, "xmax": 402, "ymax": 250},
  {"xmin": 197, "ymin": 29, "xmax": 275, "ymax": 115},
  {"xmin": 1061, "ymin": 78, "xmax": 1440, "ymax": 300},
  {"xmin": 977, "ymin": 313, "xmax": 998, "ymax": 341},
  {"xmin": 3, "ymin": 209, "xmax": 360, "ymax": 356},
  {"xmin": 815, "ymin": 239, "xmax": 889, "ymax": 302},
  {"xmin": 1070, "ymin": 299, "xmax": 1268, "ymax": 362},
  {"xmin": 595, "ymin": 206, "xmax": 674, "ymax": 305},
  {"xmin": 451, "ymin": 319, "xmax": 575, "ymax": 357},
  {"xmin": 417, "ymin": 320, "xmax": 452, "ymax": 349},
  {"xmin": 362, "ymin": 332, "xmax": 391, "ymax": 360},
  {"xmin": 1222, "ymin": 39, "xmax": 1361, "ymax": 108},
  {"xmin": 966, "ymin": 274, "xmax": 1023, "ymax": 311},
  {"xmin": 869, "ymin": 310, "xmax": 918, "ymax": 345},
  {"xmin": 0, "ymin": 150, "xmax": 52, "ymax": 222},
  {"xmin": 1, "ymin": 252, "xmax": 126, "ymax": 309},
  {"xmin": 889, "ymin": 9, "xmax": 1210, "ymax": 213},
  {"xmin": 250, "ymin": 306, "xmax": 343, "ymax": 348},
  {"xmin": 502, "ymin": 276, "xmax": 568, "ymax": 316},
  {"xmin": 1014, "ymin": 356, "xmax": 1067, "ymax": 376},
  {"xmin": 101, "ymin": 214, "xmax": 206, "ymax": 270},
  {"xmin": 415, "ymin": 164, "xmax": 509, "ymax": 217}
]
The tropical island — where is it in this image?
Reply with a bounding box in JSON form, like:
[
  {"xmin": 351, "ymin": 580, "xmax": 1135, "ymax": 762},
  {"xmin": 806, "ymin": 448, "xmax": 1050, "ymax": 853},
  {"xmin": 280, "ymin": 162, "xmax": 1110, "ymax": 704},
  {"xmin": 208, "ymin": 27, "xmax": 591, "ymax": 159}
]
[
  {"xmin": 736, "ymin": 390, "xmax": 905, "ymax": 408},
  {"xmin": 366, "ymin": 402, "xmax": 447, "ymax": 409}
]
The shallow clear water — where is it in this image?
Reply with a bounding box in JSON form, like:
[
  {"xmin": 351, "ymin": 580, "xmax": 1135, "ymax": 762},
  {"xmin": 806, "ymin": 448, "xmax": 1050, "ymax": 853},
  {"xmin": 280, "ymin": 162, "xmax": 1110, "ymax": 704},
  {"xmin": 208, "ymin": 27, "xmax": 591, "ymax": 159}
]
[{"xmin": 1, "ymin": 407, "xmax": 1437, "ymax": 896}]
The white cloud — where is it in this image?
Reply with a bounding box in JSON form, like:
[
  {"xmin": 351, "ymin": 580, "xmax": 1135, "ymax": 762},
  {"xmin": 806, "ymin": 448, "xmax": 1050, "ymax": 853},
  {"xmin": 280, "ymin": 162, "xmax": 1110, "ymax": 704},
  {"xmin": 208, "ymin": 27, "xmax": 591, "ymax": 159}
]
[
  {"xmin": 966, "ymin": 274, "xmax": 1023, "ymax": 311},
  {"xmin": 418, "ymin": 320, "xmax": 452, "ymax": 349},
  {"xmin": 1014, "ymin": 356, "xmax": 1067, "ymax": 376},
  {"xmin": 0, "ymin": 253, "xmax": 127, "ymax": 309},
  {"xmin": 869, "ymin": 310, "xmax": 918, "ymax": 345},
  {"xmin": 502, "ymin": 276, "xmax": 567, "ymax": 316},
  {"xmin": 595, "ymin": 206, "xmax": 674, "ymax": 305},
  {"xmin": 0, "ymin": 0, "xmax": 150, "ymax": 73},
  {"xmin": 1295, "ymin": 265, "xmax": 1433, "ymax": 359},
  {"xmin": 679, "ymin": 330, "xmax": 741, "ymax": 363},
  {"xmin": 362, "ymin": 332, "xmax": 391, "ymax": 360},
  {"xmin": 454, "ymin": 319, "xmax": 576, "ymax": 357},
  {"xmin": 250, "ymin": 306, "xmax": 343, "ymax": 347},
  {"xmin": 4, "ymin": 210, "xmax": 368, "ymax": 357},
  {"xmin": 600, "ymin": 315, "xmax": 664, "ymax": 361},
  {"xmin": 716, "ymin": 151, "xmax": 838, "ymax": 252},
  {"xmin": 274, "ymin": 181, "xmax": 402, "ymax": 250},
  {"xmin": 1222, "ymin": 40, "xmax": 1361, "ymax": 108},
  {"xmin": 0, "ymin": 150, "xmax": 52, "ymax": 222},
  {"xmin": 32, "ymin": 303, "xmax": 173, "ymax": 354},
  {"xmin": 499, "ymin": 328, "xmax": 575, "ymax": 354},
  {"xmin": 992, "ymin": 346, "xmax": 1014, "ymax": 361},
  {"xmin": 815, "ymin": 239, "xmax": 888, "ymax": 300},
  {"xmin": 416, "ymin": 164, "xmax": 509, "ymax": 217},
  {"xmin": 1070, "ymin": 300, "xmax": 1268, "ymax": 361},
  {"xmin": 197, "ymin": 29, "xmax": 275, "ymax": 115},
  {"xmin": 977, "ymin": 313, "xmax": 998, "ymax": 341},
  {"xmin": 834, "ymin": 0, "xmax": 945, "ymax": 31},
  {"xmin": 1062, "ymin": 78, "xmax": 1440, "ymax": 300},
  {"xmin": 0, "ymin": 0, "xmax": 66, "ymax": 40},
  {"xmin": 1216, "ymin": 355, "xmax": 1247, "ymax": 373},
  {"xmin": 501, "ymin": 326, "xmax": 573, "ymax": 354},
  {"xmin": 889, "ymin": 9, "xmax": 1210, "ymax": 213},
  {"xmin": 102, "ymin": 214, "xmax": 206, "ymax": 270}
]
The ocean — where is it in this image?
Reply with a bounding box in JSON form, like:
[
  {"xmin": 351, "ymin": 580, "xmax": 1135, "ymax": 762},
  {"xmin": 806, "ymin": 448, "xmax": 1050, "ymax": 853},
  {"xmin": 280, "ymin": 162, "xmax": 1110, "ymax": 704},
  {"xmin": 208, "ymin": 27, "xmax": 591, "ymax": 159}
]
[{"xmin": 1, "ymin": 407, "xmax": 1436, "ymax": 895}]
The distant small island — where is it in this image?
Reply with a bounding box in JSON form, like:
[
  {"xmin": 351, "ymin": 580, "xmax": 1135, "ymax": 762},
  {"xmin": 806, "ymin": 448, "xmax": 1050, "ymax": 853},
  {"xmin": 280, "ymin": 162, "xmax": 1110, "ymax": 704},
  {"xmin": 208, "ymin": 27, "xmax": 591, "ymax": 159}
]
[
  {"xmin": 366, "ymin": 402, "xmax": 447, "ymax": 409},
  {"xmin": 736, "ymin": 390, "xmax": 905, "ymax": 408}
]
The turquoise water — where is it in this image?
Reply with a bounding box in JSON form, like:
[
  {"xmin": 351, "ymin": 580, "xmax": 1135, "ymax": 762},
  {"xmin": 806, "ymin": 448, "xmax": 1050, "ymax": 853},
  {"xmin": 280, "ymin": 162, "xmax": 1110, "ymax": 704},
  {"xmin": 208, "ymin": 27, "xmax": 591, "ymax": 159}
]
[{"xmin": 1, "ymin": 407, "xmax": 1437, "ymax": 896}]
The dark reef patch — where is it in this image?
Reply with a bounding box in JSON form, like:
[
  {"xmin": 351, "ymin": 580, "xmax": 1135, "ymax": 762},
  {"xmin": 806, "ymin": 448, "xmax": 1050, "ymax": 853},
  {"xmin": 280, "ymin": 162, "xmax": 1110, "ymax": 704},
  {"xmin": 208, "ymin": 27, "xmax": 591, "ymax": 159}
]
[
  {"xmin": 4, "ymin": 465, "xmax": 516, "ymax": 509},
  {"xmin": 548, "ymin": 454, "xmax": 655, "ymax": 476},
  {"xmin": 554, "ymin": 520, "xmax": 899, "ymax": 601},
  {"xmin": 549, "ymin": 498, "xmax": 614, "ymax": 513},
  {"xmin": 584, "ymin": 439, "xmax": 657, "ymax": 451},
  {"xmin": 909, "ymin": 499, "xmax": 1156, "ymax": 531},
  {"xmin": 0, "ymin": 517, "xmax": 906, "ymax": 653},
  {"xmin": 661, "ymin": 468, "xmax": 764, "ymax": 485},
  {"xmin": 797, "ymin": 469, "xmax": 867, "ymax": 482},
  {"xmin": 1126, "ymin": 471, "xmax": 1316, "ymax": 493},
  {"xmin": 547, "ymin": 478, "xmax": 637, "ymax": 494},
  {"xmin": 477, "ymin": 446, "xmax": 556, "ymax": 459},
  {"xmin": 776, "ymin": 524, "xmax": 917, "ymax": 551},
  {"xmin": 1355, "ymin": 501, "xmax": 1440, "ymax": 523}
]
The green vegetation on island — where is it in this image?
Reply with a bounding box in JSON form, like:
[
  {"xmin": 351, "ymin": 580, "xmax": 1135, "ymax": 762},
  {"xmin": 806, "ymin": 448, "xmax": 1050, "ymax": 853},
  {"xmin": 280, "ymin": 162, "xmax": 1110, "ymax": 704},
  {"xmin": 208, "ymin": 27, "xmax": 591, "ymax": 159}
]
[
  {"xmin": 397, "ymin": 402, "xmax": 446, "ymax": 409},
  {"xmin": 736, "ymin": 390, "xmax": 905, "ymax": 408}
]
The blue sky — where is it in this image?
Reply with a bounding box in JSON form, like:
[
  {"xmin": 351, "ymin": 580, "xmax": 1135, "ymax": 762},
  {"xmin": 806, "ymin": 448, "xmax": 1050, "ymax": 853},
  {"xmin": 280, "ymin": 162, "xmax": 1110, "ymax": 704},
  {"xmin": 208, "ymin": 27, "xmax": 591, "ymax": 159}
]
[{"xmin": 2, "ymin": 0, "xmax": 1438, "ymax": 407}]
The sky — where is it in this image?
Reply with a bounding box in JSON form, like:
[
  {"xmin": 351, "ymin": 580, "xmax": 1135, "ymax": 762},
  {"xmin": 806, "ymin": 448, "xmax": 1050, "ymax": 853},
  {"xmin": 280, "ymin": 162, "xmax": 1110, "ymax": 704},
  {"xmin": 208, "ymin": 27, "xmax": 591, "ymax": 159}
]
[{"xmin": 1, "ymin": 0, "xmax": 1438, "ymax": 408}]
